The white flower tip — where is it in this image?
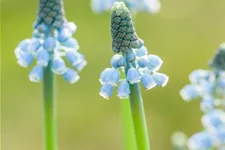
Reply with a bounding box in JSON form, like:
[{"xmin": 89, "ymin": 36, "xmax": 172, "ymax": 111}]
[
  {"xmin": 68, "ymin": 75, "xmax": 80, "ymax": 84},
  {"xmin": 117, "ymin": 95, "xmax": 129, "ymax": 99},
  {"xmin": 161, "ymin": 76, "xmax": 169, "ymax": 87},
  {"xmin": 179, "ymin": 89, "xmax": 192, "ymax": 102},
  {"xmin": 52, "ymin": 68, "xmax": 67, "ymax": 75},
  {"xmin": 99, "ymin": 92, "xmax": 110, "ymax": 100},
  {"xmin": 146, "ymin": 83, "xmax": 157, "ymax": 90},
  {"xmin": 17, "ymin": 60, "xmax": 29, "ymax": 68},
  {"xmin": 29, "ymin": 74, "xmax": 41, "ymax": 83},
  {"xmin": 37, "ymin": 61, "xmax": 48, "ymax": 67}
]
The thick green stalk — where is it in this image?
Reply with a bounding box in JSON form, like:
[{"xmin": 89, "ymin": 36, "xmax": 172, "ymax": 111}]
[
  {"xmin": 42, "ymin": 60, "xmax": 57, "ymax": 150},
  {"xmin": 120, "ymin": 72, "xmax": 137, "ymax": 150},
  {"xmin": 129, "ymin": 83, "xmax": 150, "ymax": 150}
]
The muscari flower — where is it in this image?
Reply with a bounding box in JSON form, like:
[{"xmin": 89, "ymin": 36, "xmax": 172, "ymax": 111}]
[
  {"xmin": 180, "ymin": 43, "xmax": 225, "ymax": 112},
  {"xmin": 178, "ymin": 43, "xmax": 225, "ymax": 150},
  {"xmin": 99, "ymin": 2, "xmax": 168, "ymax": 99},
  {"xmin": 91, "ymin": 0, "xmax": 161, "ymax": 14},
  {"xmin": 15, "ymin": 0, "xmax": 87, "ymax": 84}
]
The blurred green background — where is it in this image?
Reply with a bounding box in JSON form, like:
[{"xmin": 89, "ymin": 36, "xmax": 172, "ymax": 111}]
[{"xmin": 1, "ymin": 0, "xmax": 225, "ymax": 150}]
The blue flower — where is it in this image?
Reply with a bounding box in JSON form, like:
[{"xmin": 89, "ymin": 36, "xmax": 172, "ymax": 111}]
[
  {"xmin": 137, "ymin": 57, "xmax": 149, "ymax": 68},
  {"xmin": 91, "ymin": 0, "xmax": 161, "ymax": 14},
  {"xmin": 134, "ymin": 46, "xmax": 148, "ymax": 57},
  {"xmin": 15, "ymin": 0, "xmax": 87, "ymax": 84},
  {"xmin": 100, "ymin": 84, "xmax": 114, "ymax": 99},
  {"xmin": 16, "ymin": 51, "xmax": 34, "ymax": 68},
  {"xmin": 110, "ymin": 54, "xmax": 126, "ymax": 68},
  {"xmin": 126, "ymin": 68, "xmax": 141, "ymax": 84},
  {"xmin": 180, "ymin": 84, "xmax": 201, "ymax": 101},
  {"xmin": 200, "ymin": 96, "xmax": 214, "ymax": 113},
  {"xmin": 99, "ymin": 2, "xmax": 168, "ymax": 100},
  {"xmin": 178, "ymin": 43, "xmax": 225, "ymax": 150},
  {"xmin": 43, "ymin": 37, "xmax": 56, "ymax": 51},
  {"xmin": 63, "ymin": 68, "xmax": 80, "ymax": 84},
  {"xmin": 100, "ymin": 68, "xmax": 120, "ymax": 86},
  {"xmin": 141, "ymin": 73, "xmax": 156, "ymax": 90},
  {"xmin": 201, "ymin": 109, "xmax": 225, "ymax": 132},
  {"xmin": 29, "ymin": 65, "xmax": 44, "ymax": 82},
  {"xmin": 187, "ymin": 131, "xmax": 213, "ymax": 150},
  {"xmin": 52, "ymin": 56, "xmax": 67, "ymax": 75},
  {"xmin": 147, "ymin": 54, "xmax": 163, "ymax": 72},
  {"xmin": 117, "ymin": 80, "xmax": 130, "ymax": 99},
  {"xmin": 152, "ymin": 72, "xmax": 169, "ymax": 87},
  {"xmin": 213, "ymin": 127, "xmax": 225, "ymax": 146},
  {"xmin": 36, "ymin": 48, "xmax": 49, "ymax": 67}
]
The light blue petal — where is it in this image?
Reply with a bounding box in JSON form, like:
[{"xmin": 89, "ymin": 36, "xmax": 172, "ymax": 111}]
[
  {"xmin": 134, "ymin": 46, "xmax": 148, "ymax": 57},
  {"xmin": 62, "ymin": 38, "xmax": 79, "ymax": 50},
  {"xmin": 37, "ymin": 49, "xmax": 49, "ymax": 67},
  {"xmin": 147, "ymin": 54, "xmax": 163, "ymax": 71},
  {"xmin": 200, "ymin": 96, "xmax": 214, "ymax": 113},
  {"xmin": 99, "ymin": 84, "xmax": 114, "ymax": 99},
  {"xmin": 63, "ymin": 68, "xmax": 80, "ymax": 84},
  {"xmin": 218, "ymin": 79, "xmax": 225, "ymax": 88},
  {"xmin": 18, "ymin": 39, "xmax": 31, "ymax": 51},
  {"xmin": 141, "ymin": 73, "xmax": 157, "ymax": 90},
  {"xmin": 100, "ymin": 68, "xmax": 120, "ymax": 86},
  {"xmin": 30, "ymin": 38, "xmax": 41, "ymax": 51},
  {"xmin": 57, "ymin": 28, "xmax": 72, "ymax": 42},
  {"xmin": 74, "ymin": 59, "xmax": 87, "ymax": 72},
  {"xmin": 63, "ymin": 22, "xmax": 77, "ymax": 33},
  {"xmin": 17, "ymin": 52, "xmax": 34, "ymax": 68},
  {"xmin": 126, "ymin": 51, "xmax": 136, "ymax": 62},
  {"xmin": 189, "ymin": 69, "xmax": 212, "ymax": 84},
  {"xmin": 117, "ymin": 80, "xmax": 130, "ymax": 99},
  {"xmin": 91, "ymin": 0, "xmax": 115, "ymax": 13},
  {"xmin": 126, "ymin": 68, "xmax": 141, "ymax": 84},
  {"xmin": 66, "ymin": 51, "xmax": 83, "ymax": 66},
  {"xmin": 187, "ymin": 132, "xmax": 213, "ymax": 150},
  {"xmin": 152, "ymin": 72, "xmax": 168, "ymax": 87},
  {"xmin": 201, "ymin": 109, "xmax": 225, "ymax": 132},
  {"xmin": 213, "ymin": 127, "xmax": 225, "ymax": 145},
  {"xmin": 137, "ymin": 56, "xmax": 148, "ymax": 68},
  {"xmin": 180, "ymin": 84, "xmax": 201, "ymax": 101},
  {"xmin": 29, "ymin": 65, "xmax": 43, "ymax": 82},
  {"xmin": 32, "ymin": 30, "xmax": 41, "ymax": 38},
  {"xmin": 52, "ymin": 57, "xmax": 67, "ymax": 75},
  {"xmin": 43, "ymin": 37, "xmax": 56, "ymax": 51},
  {"xmin": 110, "ymin": 54, "xmax": 125, "ymax": 68}
]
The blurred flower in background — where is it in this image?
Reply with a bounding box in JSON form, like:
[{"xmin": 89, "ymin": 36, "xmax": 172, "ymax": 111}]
[
  {"xmin": 91, "ymin": 0, "xmax": 161, "ymax": 13},
  {"xmin": 14, "ymin": 0, "xmax": 87, "ymax": 84},
  {"xmin": 174, "ymin": 43, "xmax": 225, "ymax": 150}
]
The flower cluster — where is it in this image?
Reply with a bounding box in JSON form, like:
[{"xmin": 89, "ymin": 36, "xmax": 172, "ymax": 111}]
[
  {"xmin": 99, "ymin": 2, "xmax": 168, "ymax": 99},
  {"xmin": 91, "ymin": 0, "xmax": 161, "ymax": 14},
  {"xmin": 15, "ymin": 0, "xmax": 87, "ymax": 84},
  {"xmin": 178, "ymin": 43, "xmax": 225, "ymax": 150}
]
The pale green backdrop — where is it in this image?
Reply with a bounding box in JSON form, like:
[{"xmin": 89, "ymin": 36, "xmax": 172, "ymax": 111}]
[{"xmin": 1, "ymin": 0, "xmax": 225, "ymax": 150}]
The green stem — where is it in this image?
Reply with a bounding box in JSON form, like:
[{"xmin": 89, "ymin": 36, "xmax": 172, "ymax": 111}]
[
  {"xmin": 129, "ymin": 83, "xmax": 150, "ymax": 150},
  {"xmin": 121, "ymin": 72, "xmax": 137, "ymax": 150},
  {"xmin": 42, "ymin": 60, "xmax": 57, "ymax": 150}
]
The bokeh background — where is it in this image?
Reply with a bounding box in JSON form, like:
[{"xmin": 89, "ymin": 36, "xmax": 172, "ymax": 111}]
[{"xmin": 1, "ymin": 0, "xmax": 225, "ymax": 150}]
